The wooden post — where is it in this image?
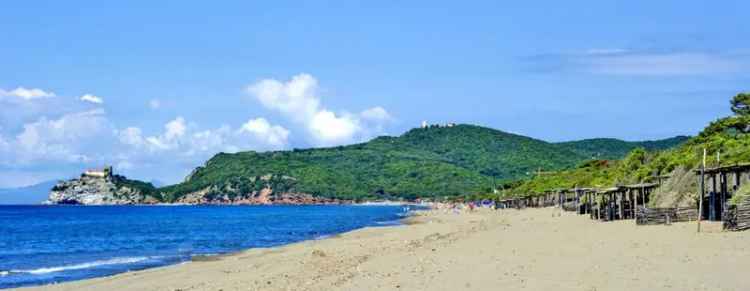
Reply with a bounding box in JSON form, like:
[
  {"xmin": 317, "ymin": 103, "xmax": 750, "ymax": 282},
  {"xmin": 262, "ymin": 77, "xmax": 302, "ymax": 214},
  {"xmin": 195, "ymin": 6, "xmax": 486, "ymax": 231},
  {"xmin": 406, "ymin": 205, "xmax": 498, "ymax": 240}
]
[
  {"xmin": 628, "ymin": 189, "xmax": 635, "ymax": 218},
  {"xmin": 721, "ymin": 172, "xmax": 727, "ymax": 220},
  {"xmin": 631, "ymin": 190, "xmax": 636, "ymax": 220},
  {"xmin": 593, "ymin": 192, "xmax": 598, "ymax": 220},
  {"xmin": 612, "ymin": 193, "xmax": 617, "ymax": 220},
  {"xmin": 698, "ymin": 148, "xmax": 706, "ymax": 233},
  {"xmin": 633, "ymin": 188, "xmax": 639, "ymax": 222},
  {"xmin": 640, "ymin": 187, "xmax": 646, "ymax": 214}
]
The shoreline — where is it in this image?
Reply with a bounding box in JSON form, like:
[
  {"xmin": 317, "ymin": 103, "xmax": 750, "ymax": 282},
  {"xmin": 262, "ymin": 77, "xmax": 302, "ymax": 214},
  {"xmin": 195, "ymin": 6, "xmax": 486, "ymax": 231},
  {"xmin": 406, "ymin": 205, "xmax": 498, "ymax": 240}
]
[
  {"xmin": 5, "ymin": 205, "xmax": 420, "ymax": 290},
  {"xmin": 14, "ymin": 207, "xmax": 750, "ymax": 291},
  {"xmin": 15, "ymin": 200, "xmax": 422, "ymax": 207}
]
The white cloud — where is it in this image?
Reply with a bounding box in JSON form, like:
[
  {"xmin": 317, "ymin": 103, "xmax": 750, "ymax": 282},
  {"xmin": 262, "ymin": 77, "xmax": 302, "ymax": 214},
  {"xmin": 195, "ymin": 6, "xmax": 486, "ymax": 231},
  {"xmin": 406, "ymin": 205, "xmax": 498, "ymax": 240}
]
[
  {"xmin": 246, "ymin": 73, "xmax": 392, "ymax": 146},
  {"xmin": 239, "ymin": 118, "xmax": 291, "ymax": 147},
  {"xmin": 120, "ymin": 117, "xmax": 186, "ymax": 152},
  {"xmin": 145, "ymin": 136, "xmax": 171, "ymax": 150},
  {"xmin": 189, "ymin": 127, "xmax": 230, "ymax": 154},
  {"xmin": 585, "ymin": 51, "xmax": 742, "ymax": 76},
  {"xmin": 149, "ymin": 99, "xmax": 161, "ymax": 109},
  {"xmin": 0, "ymin": 87, "xmax": 56, "ymax": 100},
  {"xmin": 79, "ymin": 94, "xmax": 104, "ymax": 104},
  {"xmin": 17, "ymin": 109, "xmax": 107, "ymax": 149},
  {"xmin": 2, "ymin": 109, "xmax": 109, "ymax": 164},
  {"xmin": 529, "ymin": 49, "xmax": 748, "ymax": 76},
  {"xmin": 248, "ymin": 74, "xmax": 321, "ymax": 122},
  {"xmin": 309, "ymin": 110, "xmax": 360, "ymax": 144},
  {"xmin": 118, "ymin": 127, "xmax": 145, "ymax": 147},
  {"xmin": 0, "ymin": 87, "xmax": 294, "ymax": 187},
  {"xmin": 118, "ymin": 116, "xmax": 289, "ymax": 156},
  {"xmin": 164, "ymin": 117, "xmax": 187, "ymax": 140},
  {"xmin": 109, "ymin": 117, "xmax": 287, "ymax": 182},
  {"xmin": 360, "ymin": 106, "xmax": 392, "ymax": 121},
  {"xmin": 0, "ymin": 86, "xmax": 100, "ymax": 132}
]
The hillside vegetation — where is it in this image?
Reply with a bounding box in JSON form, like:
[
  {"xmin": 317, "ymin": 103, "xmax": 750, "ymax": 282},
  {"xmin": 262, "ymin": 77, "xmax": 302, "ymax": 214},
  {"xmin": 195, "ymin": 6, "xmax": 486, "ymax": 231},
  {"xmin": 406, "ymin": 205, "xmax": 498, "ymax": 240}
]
[
  {"xmin": 509, "ymin": 93, "xmax": 750, "ymax": 207},
  {"xmin": 556, "ymin": 136, "xmax": 689, "ymax": 160},
  {"xmin": 158, "ymin": 124, "xmax": 684, "ymax": 202}
]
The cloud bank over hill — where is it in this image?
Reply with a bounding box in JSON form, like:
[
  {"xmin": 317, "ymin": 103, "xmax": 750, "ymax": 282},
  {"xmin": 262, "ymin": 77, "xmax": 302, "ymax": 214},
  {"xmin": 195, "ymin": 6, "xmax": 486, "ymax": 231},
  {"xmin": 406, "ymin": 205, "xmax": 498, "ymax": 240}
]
[
  {"xmin": 247, "ymin": 73, "xmax": 392, "ymax": 146},
  {"xmin": 0, "ymin": 74, "xmax": 395, "ymax": 188}
]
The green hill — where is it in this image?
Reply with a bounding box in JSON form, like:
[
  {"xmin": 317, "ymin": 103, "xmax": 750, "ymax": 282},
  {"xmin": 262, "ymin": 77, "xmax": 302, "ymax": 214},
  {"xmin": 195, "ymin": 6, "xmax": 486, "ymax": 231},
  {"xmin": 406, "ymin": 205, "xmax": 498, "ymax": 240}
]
[
  {"xmin": 556, "ymin": 136, "xmax": 689, "ymax": 160},
  {"xmin": 159, "ymin": 124, "xmax": 685, "ymax": 202}
]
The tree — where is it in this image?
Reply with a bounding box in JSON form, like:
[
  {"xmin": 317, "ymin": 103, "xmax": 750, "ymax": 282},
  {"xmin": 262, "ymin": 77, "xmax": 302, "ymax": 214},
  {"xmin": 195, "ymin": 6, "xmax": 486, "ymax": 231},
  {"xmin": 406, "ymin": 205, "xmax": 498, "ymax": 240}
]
[{"xmin": 730, "ymin": 93, "xmax": 750, "ymax": 116}]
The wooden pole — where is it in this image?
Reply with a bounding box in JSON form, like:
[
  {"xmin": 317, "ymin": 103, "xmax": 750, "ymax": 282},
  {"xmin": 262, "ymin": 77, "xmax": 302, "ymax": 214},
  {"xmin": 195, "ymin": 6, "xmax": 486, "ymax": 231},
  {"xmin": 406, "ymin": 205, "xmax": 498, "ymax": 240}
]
[
  {"xmin": 698, "ymin": 148, "xmax": 706, "ymax": 233},
  {"xmin": 628, "ymin": 189, "xmax": 638, "ymax": 220},
  {"xmin": 633, "ymin": 188, "xmax": 638, "ymax": 221},
  {"xmin": 640, "ymin": 187, "xmax": 646, "ymax": 211}
]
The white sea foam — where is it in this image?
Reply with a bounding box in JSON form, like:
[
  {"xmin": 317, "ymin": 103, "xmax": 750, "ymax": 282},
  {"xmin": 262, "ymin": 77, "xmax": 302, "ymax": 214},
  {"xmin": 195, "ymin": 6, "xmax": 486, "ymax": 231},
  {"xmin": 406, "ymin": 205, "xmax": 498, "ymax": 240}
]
[
  {"xmin": 314, "ymin": 234, "xmax": 334, "ymax": 240},
  {"xmin": 10, "ymin": 257, "xmax": 151, "ymax": 275},
  {"xmin": 0, "ymin": 271, "xmax": 8, "ymax": 277}
]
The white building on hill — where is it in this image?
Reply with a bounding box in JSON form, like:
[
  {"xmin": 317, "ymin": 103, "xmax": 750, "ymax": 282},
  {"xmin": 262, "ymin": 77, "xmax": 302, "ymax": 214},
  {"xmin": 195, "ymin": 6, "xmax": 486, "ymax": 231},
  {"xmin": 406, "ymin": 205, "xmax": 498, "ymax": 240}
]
[{"xmin": 83, "ymin": 166, "xmax": 113, "ymax": 178}]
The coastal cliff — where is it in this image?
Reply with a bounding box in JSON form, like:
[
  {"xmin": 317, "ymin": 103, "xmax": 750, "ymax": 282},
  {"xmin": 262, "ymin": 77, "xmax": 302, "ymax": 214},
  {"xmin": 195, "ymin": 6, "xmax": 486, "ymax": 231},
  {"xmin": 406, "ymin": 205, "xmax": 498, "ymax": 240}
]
[
  {"xmin": 174, "ymin": 188, "xmax": 342, "ymax": 205},
  {"xmin": 46, "ymin": 168, "xmax": 160, "ymax": 205},
  {"xmin": 167, "ymin": 174, "xmax": 344, "ymax": 205},
  {"xmin": 46, "ymin": 169, "xmax": 342, "ymax": 205}
]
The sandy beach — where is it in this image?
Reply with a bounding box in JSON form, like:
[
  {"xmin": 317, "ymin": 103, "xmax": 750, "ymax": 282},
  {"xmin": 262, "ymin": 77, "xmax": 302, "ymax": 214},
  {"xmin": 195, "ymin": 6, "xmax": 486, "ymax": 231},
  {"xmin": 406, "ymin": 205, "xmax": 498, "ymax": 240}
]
[{"xmin": 16, "ymin": 207, "xmax": 750, "ymax": 291}]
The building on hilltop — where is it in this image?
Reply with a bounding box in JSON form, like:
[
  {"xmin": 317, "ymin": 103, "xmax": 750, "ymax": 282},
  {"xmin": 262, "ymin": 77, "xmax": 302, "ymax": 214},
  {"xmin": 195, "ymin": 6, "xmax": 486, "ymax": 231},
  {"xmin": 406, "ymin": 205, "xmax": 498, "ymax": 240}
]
[
  {"xmin": 83, "ymin": 166, "xmax": 113, "ymax": 178},
  {"xmin": 421, "ymin": 121, "xmax": 456, "ymax": 129}
]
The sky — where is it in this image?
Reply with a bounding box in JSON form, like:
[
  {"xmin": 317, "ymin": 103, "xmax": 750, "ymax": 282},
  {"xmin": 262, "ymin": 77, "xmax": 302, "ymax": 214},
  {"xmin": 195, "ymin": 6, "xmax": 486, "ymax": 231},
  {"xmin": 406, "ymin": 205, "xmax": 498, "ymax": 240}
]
[{"xmin": 1, "ymin": 1, "xmax": 749, "ymax": 187}]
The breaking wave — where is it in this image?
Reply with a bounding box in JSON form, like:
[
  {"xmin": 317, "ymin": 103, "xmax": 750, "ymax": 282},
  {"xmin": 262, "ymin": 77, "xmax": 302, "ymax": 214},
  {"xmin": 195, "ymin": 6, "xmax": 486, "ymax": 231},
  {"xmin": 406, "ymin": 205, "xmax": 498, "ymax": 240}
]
[{"xmin": 8, "ymin": 257, "xmax": 153, "ymax": 275}]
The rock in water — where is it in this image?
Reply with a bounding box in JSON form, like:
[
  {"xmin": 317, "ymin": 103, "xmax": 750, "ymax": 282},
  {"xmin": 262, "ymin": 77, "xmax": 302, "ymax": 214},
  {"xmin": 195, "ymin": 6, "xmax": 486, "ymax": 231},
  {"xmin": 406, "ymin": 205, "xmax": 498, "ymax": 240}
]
[{"xmin": 46, "ymin": 167, "xmax": 158, "ymax": 205}]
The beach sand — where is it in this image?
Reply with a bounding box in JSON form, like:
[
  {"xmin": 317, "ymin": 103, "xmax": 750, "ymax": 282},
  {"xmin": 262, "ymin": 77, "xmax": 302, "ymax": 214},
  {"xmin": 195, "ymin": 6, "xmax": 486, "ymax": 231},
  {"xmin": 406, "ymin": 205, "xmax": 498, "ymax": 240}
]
[{"xmin": 17, "ymin": 207, "xmax": 750, "ymax": 291}]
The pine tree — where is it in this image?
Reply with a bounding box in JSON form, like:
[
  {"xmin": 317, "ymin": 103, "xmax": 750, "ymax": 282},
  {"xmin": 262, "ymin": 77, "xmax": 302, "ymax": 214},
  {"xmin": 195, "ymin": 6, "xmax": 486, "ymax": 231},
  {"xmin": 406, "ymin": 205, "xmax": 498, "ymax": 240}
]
[{"xmin": 730, "ymin": 92, "xmax": 750, "ymax": 116}]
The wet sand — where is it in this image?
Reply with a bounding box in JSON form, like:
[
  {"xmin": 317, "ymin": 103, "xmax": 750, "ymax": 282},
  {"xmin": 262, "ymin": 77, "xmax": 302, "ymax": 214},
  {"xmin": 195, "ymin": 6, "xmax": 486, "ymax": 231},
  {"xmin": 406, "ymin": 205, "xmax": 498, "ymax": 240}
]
[{"xmin": 17, "ymin": 207, "xmax": 750, "ymax": 291}]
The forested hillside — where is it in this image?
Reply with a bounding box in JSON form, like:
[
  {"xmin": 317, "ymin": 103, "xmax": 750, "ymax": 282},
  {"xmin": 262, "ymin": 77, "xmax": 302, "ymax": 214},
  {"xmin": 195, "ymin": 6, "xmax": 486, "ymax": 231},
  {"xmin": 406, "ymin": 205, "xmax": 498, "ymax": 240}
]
[
  {"xmin": 557, "ymin": 136, "xmax": 689, "ymax": 160},
  {"xmin": 160, "ymin": 124, "xmax": 685, "ymax": 201}
]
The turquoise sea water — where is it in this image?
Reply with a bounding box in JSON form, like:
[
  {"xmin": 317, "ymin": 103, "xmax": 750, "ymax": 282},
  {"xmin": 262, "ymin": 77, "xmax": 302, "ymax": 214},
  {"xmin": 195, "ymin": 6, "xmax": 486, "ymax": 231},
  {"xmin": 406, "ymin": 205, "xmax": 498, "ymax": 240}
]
[{"xmin": 0, "ymin": 205, "xmax": 409, "ymax": 289}]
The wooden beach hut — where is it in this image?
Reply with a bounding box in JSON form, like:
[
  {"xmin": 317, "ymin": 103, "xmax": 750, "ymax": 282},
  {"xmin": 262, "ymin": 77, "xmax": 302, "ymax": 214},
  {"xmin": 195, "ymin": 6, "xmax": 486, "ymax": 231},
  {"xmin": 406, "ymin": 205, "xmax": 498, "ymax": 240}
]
[
  {"xmin": 568, "ymin": 187, "xmax": 596, "ymax": 215},
  {"xmin": 696, "ymin": 163, "xmax": 750, "ymax": 222},
  {"xmin": 595, "ymin": 187, "xmax": 629, "ymax": 221},
  {"xmin": 496, "ymin": 198, "xmax": 515, "ymax": 209},
  {"xmin": 541, "ymin": 190, "xmax": 557, "ymax": 207},
  {"xmin": 558, "ymin": 189, "xmax": 579, "ymax": 212},
  {"xmin": 622, "ymin": 183, "xmax": 658, "ymax": 221}
]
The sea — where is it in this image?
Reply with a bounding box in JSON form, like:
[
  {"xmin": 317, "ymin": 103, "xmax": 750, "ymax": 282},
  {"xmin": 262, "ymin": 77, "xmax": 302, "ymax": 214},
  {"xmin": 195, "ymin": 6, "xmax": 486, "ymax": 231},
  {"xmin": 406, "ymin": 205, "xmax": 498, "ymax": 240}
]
[{"xmin": 0, "ymin": 205, "xmax": 411, "ymax": 289}]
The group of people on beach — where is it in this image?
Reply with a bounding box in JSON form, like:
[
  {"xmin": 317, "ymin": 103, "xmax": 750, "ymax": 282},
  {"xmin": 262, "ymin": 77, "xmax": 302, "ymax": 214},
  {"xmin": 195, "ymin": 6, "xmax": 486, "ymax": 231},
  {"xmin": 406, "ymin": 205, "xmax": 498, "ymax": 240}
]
[{"xmin": 432, "ymin": 199, "xmax": 497, "ymax": 214}]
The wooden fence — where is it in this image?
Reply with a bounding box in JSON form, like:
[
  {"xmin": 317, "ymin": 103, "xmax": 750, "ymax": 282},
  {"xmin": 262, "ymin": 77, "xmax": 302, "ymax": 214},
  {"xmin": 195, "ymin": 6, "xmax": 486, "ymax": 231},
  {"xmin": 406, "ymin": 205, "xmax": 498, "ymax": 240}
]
[
  {"xmin": 635, "ymin": 206, "xmax": 698, "ymax": 225},
  {"xmin": 724, "ymin": 197, "xmax": 750, "ymax": 231},
  {"xmin": 562, "ymin": 201, "xmax": 578, "ymax": 212}
]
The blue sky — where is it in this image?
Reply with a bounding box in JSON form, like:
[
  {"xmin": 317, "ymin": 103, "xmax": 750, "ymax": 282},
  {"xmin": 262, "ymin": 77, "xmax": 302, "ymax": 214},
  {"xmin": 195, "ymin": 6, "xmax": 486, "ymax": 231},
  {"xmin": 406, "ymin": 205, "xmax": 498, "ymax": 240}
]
[{"xmin": 1, "ymin": 1, "xmax": 748, "ymax": 187}]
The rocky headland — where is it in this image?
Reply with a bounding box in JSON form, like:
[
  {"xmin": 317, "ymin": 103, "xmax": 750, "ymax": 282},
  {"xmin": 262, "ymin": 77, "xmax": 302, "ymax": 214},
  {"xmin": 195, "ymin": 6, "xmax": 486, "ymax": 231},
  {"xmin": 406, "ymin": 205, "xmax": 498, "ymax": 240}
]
[
  {"xmin": 166, "ymin": 173, "xmax": 346, "ymax": 205},
  {"xmin": 46, "ymin": 167, "xmax": 159, "ymax": 205},
  {"xmin": 45, "ymin": 167, "xmax": 346, "ymax": 205}
]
